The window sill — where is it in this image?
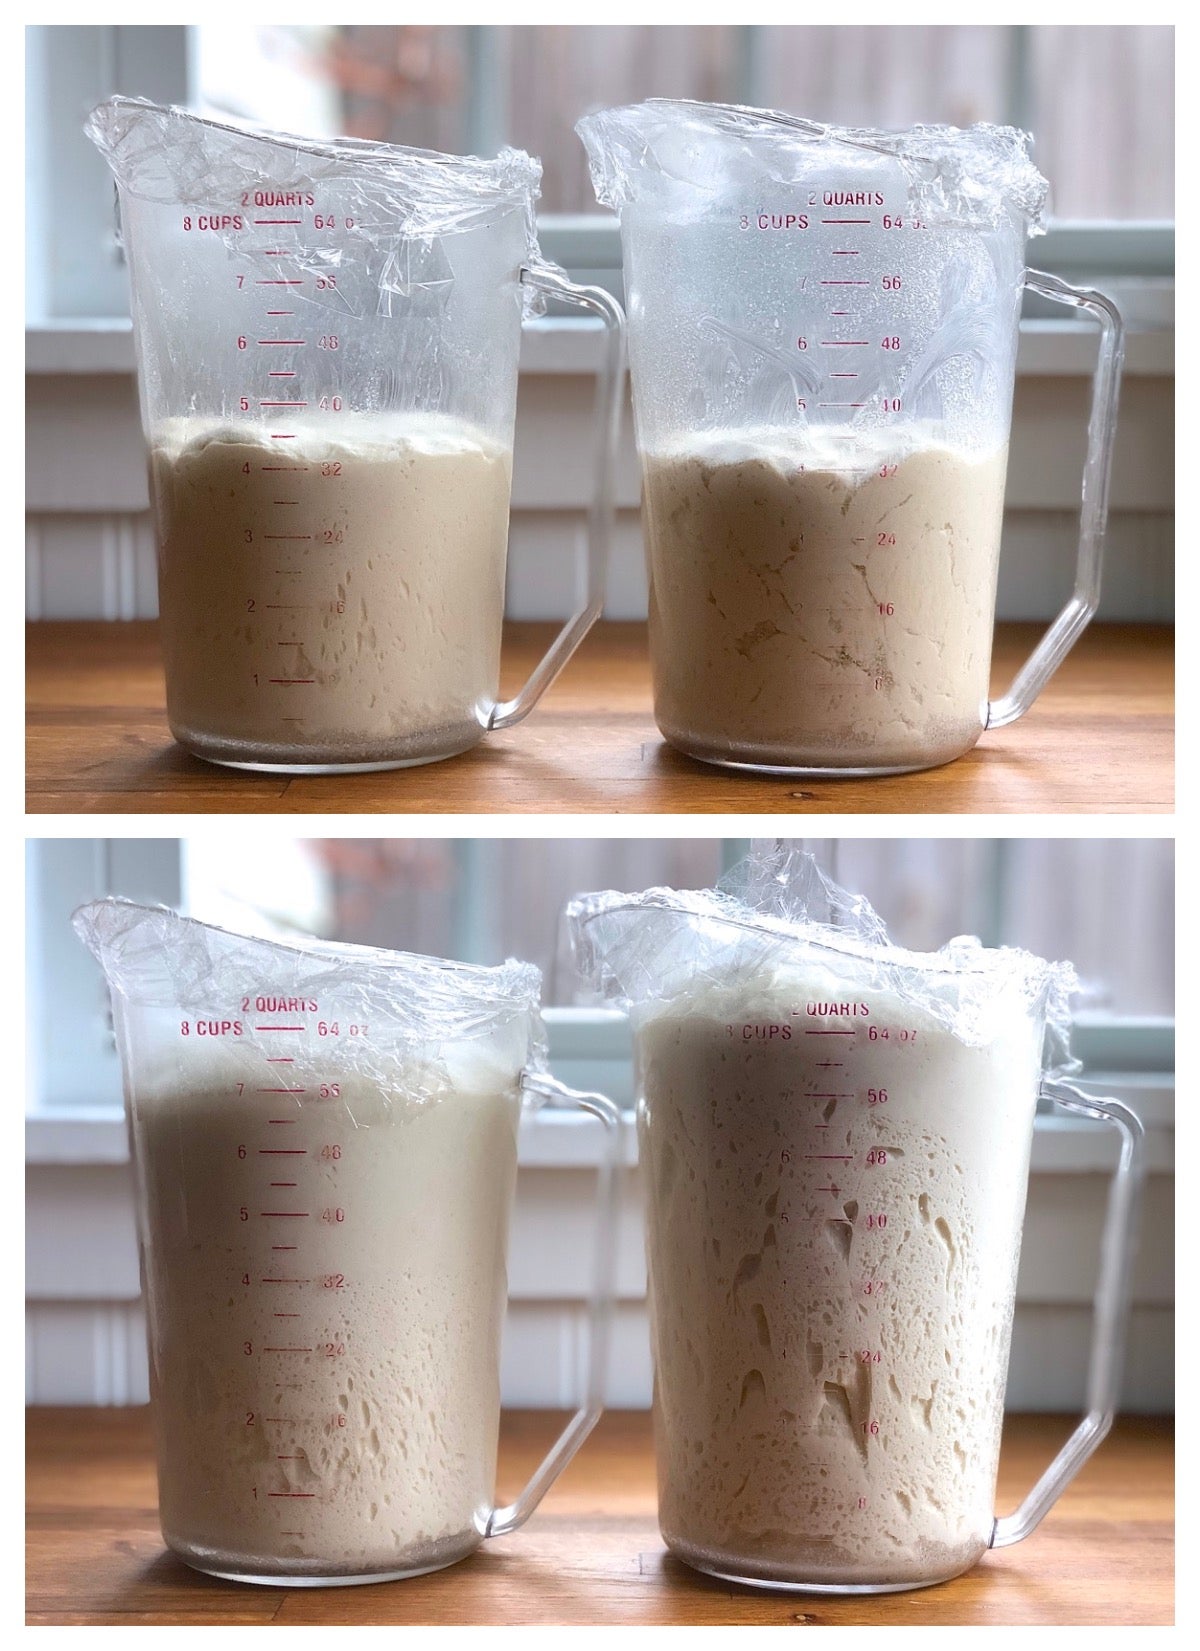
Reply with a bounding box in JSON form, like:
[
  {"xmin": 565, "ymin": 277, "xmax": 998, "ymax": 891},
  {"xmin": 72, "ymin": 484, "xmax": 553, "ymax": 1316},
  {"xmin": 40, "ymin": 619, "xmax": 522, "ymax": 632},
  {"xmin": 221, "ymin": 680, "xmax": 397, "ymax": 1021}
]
[
  {"xmin": 27, "ymin": 1010, "xmax": 1174, "ymax": 1174},
  {"xmin": 25, "ymin": 314, "xmax": 1174, "ymax": 379},
  {"xmin": 23, "ymin": 1105, "xmax": 1174, "ymax": 1174}
]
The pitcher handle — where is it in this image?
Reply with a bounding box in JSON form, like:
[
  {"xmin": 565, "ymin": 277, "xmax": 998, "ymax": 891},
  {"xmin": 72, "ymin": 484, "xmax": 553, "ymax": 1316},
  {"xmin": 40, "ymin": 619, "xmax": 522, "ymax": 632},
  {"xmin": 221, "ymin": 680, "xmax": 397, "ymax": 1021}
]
[
  {"xmin": 488, "ymin": 267, "xmax": 627, "ymax": 730},
  {"xmin": 985, "ymin": 271, "xmax": 1125, "ymax": 730},
  {"xmin": 990, "ymin": 1079, "xmax": 1145, "ymax": 1548},
  {"xmin": 485, "ymin": 1072, "xmax": 623, "ymax": 1537}
]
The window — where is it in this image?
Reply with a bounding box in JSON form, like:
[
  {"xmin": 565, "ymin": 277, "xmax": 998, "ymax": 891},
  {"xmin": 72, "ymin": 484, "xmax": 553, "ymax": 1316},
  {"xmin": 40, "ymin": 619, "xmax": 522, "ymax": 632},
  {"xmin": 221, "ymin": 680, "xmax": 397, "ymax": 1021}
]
[
  {"xmin": 27, "ymin": 837, "xmax": 1173, "ymax": 1116},
  {"xmin": 25, "ymin": 24, "xmax": 1175, "ymax": 324},
  {"xmin": 182, "ymin": 836, "xmax": 1174, "ymax": 1015},
  {"xmin": 181, "ymin": 837, "xmax": 729, "ymax": 1004},
  {"xmin": 193, "ymin": 24, "xmax": 1174, "ymax": 219}
]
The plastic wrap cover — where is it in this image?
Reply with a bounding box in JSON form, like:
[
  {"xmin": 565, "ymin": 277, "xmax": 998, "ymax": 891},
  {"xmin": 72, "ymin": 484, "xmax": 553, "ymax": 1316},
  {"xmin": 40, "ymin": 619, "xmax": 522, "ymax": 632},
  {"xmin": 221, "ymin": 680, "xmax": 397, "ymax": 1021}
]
[
  {"xmin": 567, "ymin": 846, "xmax": 1079, "ymax": 1074},
  {"xmin": 73, "ymin": 898, "xmax": 548, "ymax": 1104},
  {"xmin": 577, "ymin": 98, "xmax": 1049, "ymax": 235},
  {"xmin": 85, "ymin": 95, "xmax": 559, "ymax": 314}
]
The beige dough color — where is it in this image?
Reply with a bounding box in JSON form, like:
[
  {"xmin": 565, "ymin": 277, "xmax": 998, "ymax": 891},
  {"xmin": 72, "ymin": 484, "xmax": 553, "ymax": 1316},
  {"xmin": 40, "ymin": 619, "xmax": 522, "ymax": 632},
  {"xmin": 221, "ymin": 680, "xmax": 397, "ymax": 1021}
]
[
  {"xmin": 133, "ymin": 1057, "xmax": 520, "ymax": 1581},
  {"xmin": 640, "ymin": 428, "xmax": 1008, "ymax": 772},
  {"xmin": 150, "ymin": 414, "xmax": 513, "ymax": 768},
  {"xmin": 635, "ymin": 968, "xmax": 1041, "ymax": 1589}
]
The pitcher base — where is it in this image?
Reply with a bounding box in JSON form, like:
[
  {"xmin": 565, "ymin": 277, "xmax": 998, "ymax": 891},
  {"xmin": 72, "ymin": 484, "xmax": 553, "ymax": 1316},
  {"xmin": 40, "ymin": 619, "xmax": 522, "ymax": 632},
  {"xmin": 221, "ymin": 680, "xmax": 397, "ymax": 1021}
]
[
  {"xmin": 688, "ymin": 752, "xmax": 940, "ymax": 780},
  {"xmin": 661, "ymin": 731, "xmax": 974, "ymax": 778},
  {"xmin": 176, "ymin": 1530, "xmax": 481, "ymax": 1588},
  {"xmin": 676, "ymin": 1552, "xmax": 977, "ymax": 1596},
  {"xmin": 171, "ymin": 720, "xmax": 485, "ymax": 774}
]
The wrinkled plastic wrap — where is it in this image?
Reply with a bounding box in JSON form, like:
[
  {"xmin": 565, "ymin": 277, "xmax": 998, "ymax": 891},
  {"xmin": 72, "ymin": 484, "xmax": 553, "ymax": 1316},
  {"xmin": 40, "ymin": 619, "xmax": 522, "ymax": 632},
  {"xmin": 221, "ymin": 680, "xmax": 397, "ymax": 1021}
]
[
  {"xmin": 576, "ymin": 96, "xmax": 1041, "ymax": 471},
  {"xmin": 74, "ymin": 898, "xmax": 547, "ymax": 1113},
  {"xmin": 578, "ymin": 99, "xmax": 1048, "ymax": 235},
  {"xmin": 84, "ymin": 95, "xmax": 562, "ymax": 455},
  {"xmin": 86, "ymin": 96, "xmax": 558, "ymax": 313},
  {"xmin": 567, "ymin": 846, "xmax": 1079, "ymax": 1073}
]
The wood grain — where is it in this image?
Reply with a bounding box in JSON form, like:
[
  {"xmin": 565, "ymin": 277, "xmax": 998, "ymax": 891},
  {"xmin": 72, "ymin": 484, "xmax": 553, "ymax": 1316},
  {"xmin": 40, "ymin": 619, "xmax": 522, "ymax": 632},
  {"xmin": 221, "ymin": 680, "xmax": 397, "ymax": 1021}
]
[
  {"xmin": 26, "ymin": 1408, "xmax": 1173, "ymax": 1627},
  {"xmin": 26, "ymin": 621, "xmax": 1173, "ymax": 815}
]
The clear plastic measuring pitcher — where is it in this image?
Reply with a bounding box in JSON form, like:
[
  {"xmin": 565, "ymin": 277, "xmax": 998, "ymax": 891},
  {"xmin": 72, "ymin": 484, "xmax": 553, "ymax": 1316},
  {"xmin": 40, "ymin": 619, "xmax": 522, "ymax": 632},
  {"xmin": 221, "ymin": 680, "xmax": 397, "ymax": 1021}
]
[
  {"xmin": 86, "ymin": 98, "xmax": 624, "ymax": 773},
  {"xmin": 577, "ymin": 101, "xmax": 1124, "ymax": 775},
  {"xmin": 568, "ymin": 850, "xmax": 1144, "ymax": 1593},
  {"xmin": 74, "ymin": 900, "xmax": 620, "ymax": 1586}
]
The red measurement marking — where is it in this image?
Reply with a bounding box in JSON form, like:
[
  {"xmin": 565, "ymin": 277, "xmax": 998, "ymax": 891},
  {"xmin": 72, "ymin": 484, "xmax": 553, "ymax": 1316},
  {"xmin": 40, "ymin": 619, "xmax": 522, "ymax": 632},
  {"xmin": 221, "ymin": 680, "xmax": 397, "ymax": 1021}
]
[
  {"xmin": 821, "ymin": 280, "xmax": 869, "ymax": 286},
  {"xmin": 831, "ymin": 310, "xmax": 850, "ymax": 315},
  {"xmin": 255, "ymin": 218, "xmax": 304, "ymax": 225},
  {"xmin": 805, "ymin": 1154, "xmax": 854, "ymax": 1161},
  {"xmin": 255, "ymin": 1086, "xmax": 306, "ymax": 1093},
  {"xmin": 264, "ymin": 1417, "xmax": 300, "ymax": 1423},
  {"xmin": 822, "ymin": 218, "xmax": 872, "ymax": 224},
  {"xmin": 265, "ymin": 603, "xmax": 313, "ymax": 608},
  {"xmin": 260, "ymin": 401, "xmax": 309, "ymax": 408},
  {"xmin": 277, "ymin": 642, "xmax": 302, "ymax": 648},
  {"xmin": 274, "ymin": 500, "xmax": 300, "ymax": 506},
  {"xmin": 277, "ymin": 1454, "xmax": 304, "ymax": 1459},
  {"xmin": 805, "ymin": 1029, "xmax": 858, "ymax": 1036},
  {"xmin": 266, "ymin": 311, "xmax": 295, "ymax": 317},
  {"xmin": 261, "ymin": 1278, "xmax": 310, "ymax": 1284},
  {"xmin": 817, "ymin": 1184, "xmax": 842, "ymax": 1194},
  {"xmin": 268, "ymin": 1492, "xmax": 316, "ymax": 1498},
  {"xmin": 271, "ymin": 434, "xmax": 298, "ymax": 440},
  {"xmin": 270, "ymin": 1182, "xmax": 299, "ymax": 1188},
  {"xmin": 260, "ymin": 1211, "xmax": 311, "ymax": 1218},
  {"xmin": 268, "ymin": 372, "xmax": 297, "ymax": 378},
  {"xmin": 820, "ymin": 340, "xmax": 869, "ymax": 346},
  {"xmin": 272, "ymin": 1245, "xmax": 299, "ymax": 1251},
  {"xmin": 816, "ymin": 1061, "xmax": 844, "ymax": 1068},
  {"xmin": 260, "ymin": 466, "xmax": 309, "ymax": 472},
  {"xmin": 269, "ymin": 678, "xmax": 316, "ymax": 685},
  {"xmin": 258, "ymin": 339, "xmax": 306, "ymax": 346},
  {"xmin": 264, "ymin": 534, "xmax": 313, "ymax": 541},
  {"xmin": 810, "ymin": 1092, "xmax": 853, "ymax": 1099},
  {"xmin": 820, "ymin": 402, "xmax": 867, "ymax": 408},
  {"xmin": 814, "ymin": 1123, "xmax": 830, "ymax": 1129},
  {"xmin": 832, "ymin": 250, "xmax": 861, "ymax": 255},
  {"xmin": 831, "ymin": 373, "xmax": 859, "ymax": 379},
  {"xmin": 268, "ymin": 1119, "xmax": 296, "ymax": 1124},
  {"xmin": 273, "ymin": 1314, "xmax": 301, "ymax": 1320},
  {"xmin": 256, "ymin": 1026, "xmax": 305, "ymax": 1032},
  {"xmin": 259, "ymin": 1148, "xmax": 308, "ymax": 1154},
  {"xmin": 256, "ymin": 279, "xmax": 304, "ymax": 285},
  {"xmin": 265, "ymin": 1346, "xmax": 313, "ymax": 1353}
]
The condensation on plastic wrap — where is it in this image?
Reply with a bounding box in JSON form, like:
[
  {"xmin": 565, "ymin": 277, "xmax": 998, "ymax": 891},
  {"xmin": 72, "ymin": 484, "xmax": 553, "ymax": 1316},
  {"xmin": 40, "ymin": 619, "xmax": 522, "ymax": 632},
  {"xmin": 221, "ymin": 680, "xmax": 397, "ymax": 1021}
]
[
  {"xmin": 567, "ymin": 845, "xmax": 1080, "ymax": 1076},
  {"xmin": 84, "ymin": 95, "xmax": 563, "ymax": 317},
  {"xmin": 577, "ymin": 98, "xmax": 1049, "ymax": 235},
  {"xmin": 73, "ymin": 898, "xmax": 548, "ymax": 1120}
]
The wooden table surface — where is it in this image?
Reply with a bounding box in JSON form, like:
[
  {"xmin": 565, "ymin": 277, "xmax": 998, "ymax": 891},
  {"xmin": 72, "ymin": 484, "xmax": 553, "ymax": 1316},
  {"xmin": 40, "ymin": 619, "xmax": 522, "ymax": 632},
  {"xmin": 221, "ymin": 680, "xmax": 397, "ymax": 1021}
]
[
  {"xmin": 26, "ymin": 1407, "xmax": 1172, "ymax": 1627},
  {"xmin": 26, "ymin": 620, "xmax": 1172, "ymax": 815}
]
